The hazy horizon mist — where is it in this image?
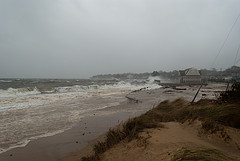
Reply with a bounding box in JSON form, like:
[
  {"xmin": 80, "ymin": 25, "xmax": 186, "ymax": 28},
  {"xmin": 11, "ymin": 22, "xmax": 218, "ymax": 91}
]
[{"xmin": 1, "ymin": 0, "xmax": 240, "ymax": 78}]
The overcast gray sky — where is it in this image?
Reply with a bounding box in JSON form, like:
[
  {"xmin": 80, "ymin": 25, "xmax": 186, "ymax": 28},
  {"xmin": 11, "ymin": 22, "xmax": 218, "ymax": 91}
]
[{"xmin": 0, "ymin": 0, "xmax": 240, "ymax": 78}]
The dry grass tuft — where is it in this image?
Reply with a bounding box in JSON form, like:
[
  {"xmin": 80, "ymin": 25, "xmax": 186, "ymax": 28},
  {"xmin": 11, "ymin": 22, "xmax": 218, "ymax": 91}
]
[
  {"xmin": 81, "ymin": 115, "xmax": 163, "ymax": 161},
  {"xmin": 82, "ymin": 84, "xmax": 240, "ymax": 161},
  {"xmin": 172, "ymin": 147, "xmax": 235, "ymax": 161}
]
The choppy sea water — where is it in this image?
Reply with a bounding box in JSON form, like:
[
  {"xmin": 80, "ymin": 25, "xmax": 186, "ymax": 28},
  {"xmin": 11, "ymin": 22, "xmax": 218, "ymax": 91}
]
[{"xmin": 0, "ymin": 78, "xmax": 160, "ymax": 153}]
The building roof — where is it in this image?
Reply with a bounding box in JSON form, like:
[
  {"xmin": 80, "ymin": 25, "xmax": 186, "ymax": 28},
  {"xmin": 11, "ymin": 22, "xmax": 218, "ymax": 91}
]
[{"xmin": 179, "ymin": 67, "xmax": 200, "ymax": 76}]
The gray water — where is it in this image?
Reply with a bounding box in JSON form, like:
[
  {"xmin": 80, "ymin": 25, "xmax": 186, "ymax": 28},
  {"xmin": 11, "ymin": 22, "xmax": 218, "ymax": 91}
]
[
  {"xmin": 0, "ymin": 78, "xmax": 118, "ymax": 90},
  {"xmin": 0, "ymin": 78, "xmax": 160, "ymax": 154}
]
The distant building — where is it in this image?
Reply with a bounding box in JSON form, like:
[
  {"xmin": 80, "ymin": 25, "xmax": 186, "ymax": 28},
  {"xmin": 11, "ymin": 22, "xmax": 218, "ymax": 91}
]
[
  {"xmin": 126, "ymin": 74, "xmax": 134, "ymax": 79},
  {"xmin": 179, "ymin": 68, "xmax": 201, "ymax": 83}
]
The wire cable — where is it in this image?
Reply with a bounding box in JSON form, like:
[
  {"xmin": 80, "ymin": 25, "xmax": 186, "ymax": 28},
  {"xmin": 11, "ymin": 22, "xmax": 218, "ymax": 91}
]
[
  {"xmin": 211, "ymin": 13, "xmax": 240, "ymax": 68},
  {"xmin": 236, "ymin": 58, "xmax": 240, "ymax": 65},
  {"xmin": 234, "ymin": 43, "xmax": 240, "ymax": 65}
]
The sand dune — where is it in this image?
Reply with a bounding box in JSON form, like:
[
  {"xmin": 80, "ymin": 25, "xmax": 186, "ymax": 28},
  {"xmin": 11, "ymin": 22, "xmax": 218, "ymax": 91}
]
[{"xmin": 102, "ymin": 121, "xmax": 240, "ymax": 161}]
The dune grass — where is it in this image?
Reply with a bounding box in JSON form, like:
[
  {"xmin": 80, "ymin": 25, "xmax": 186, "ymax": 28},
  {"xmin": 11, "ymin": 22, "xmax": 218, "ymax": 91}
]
[
  {"xmin": 172, "ymin": 147, "xmax": 235, "ymax": 161},
  {"xmin": 82, "ymin": 113, "xmax": 163, "ymax": 161},
  {"xmin": 82, "ymin": 83, "xmax": 240, "ymax": 161}
]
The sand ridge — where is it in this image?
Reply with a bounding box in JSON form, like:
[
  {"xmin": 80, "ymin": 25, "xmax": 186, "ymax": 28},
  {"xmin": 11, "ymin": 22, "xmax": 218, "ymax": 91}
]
[{"xmin": 101, "ymin": 122, "xmax": 240, "ymax": 161}]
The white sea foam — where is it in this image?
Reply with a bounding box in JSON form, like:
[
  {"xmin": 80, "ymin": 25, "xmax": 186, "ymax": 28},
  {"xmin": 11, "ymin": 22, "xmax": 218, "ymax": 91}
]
[
  {"xmin": 0, "ymin": 140, "xmax": 30, "ymax": 154},
  {"xmin": 147, "ymin": 76, "xmax": 161, "ymax": 83},
  {"xmin": 0, "ymin": 79, "xmax": 162, "ymax": 155},
  {"xmin": 0, "ymin": 129, "xmax": 68, "ymax": 154},
  {"xmin": 0, "ymin": 87, "xmax": 41, "ymax": 98},
  {"xmin": 0, "ymin": 80, "xmax": 12, "ymax": 83},
  {"xmin": 0, "ymin": 93, "xmax": 124, "ymax": 154},
  {"xmin": 0, "ymin": 81, "xmax": 160, "ymax": 112}
]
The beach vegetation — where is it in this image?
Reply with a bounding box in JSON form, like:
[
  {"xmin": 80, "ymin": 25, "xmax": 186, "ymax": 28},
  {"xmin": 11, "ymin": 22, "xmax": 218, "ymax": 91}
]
[
  {"xmin": 172, "ymin": 147, "xmax": 234, "ymax": 161},
  {"xmin": 218, "ymin": 82, "xmax": 240, "ymax": 103},
  {"xmin": 81, "ymin": 115, "xmax": 163, "ymax": 161},
  {"xmin": 82, "ymin": 83, "xmax": 240, "ymax": 161}
]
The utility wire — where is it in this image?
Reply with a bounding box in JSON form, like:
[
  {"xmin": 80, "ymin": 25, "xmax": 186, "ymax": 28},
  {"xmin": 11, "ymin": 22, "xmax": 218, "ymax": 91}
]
[
  {"xmin": 211, "ymin": 13, "xmax": 240, "ymax": 68},
  {"xmin": 236, "ymin": 58, "xmax": 240, "ymax": 65},
  {"xmin": 234, "ymin": 43, "xmax": 240, "ymax": 66}
]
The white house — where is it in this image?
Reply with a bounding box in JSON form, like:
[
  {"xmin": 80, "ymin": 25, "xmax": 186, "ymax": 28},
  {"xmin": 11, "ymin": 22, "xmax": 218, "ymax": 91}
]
[{"xmin": 179, "ymin": 68, "xmax": 201, "ymax": 83}]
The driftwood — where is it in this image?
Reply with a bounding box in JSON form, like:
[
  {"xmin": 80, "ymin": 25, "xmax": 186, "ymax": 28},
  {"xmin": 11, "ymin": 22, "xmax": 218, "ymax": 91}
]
[
  {"xmin": 126, "ymin": 88, "xmax": 146, "ymax": 103},
  {"xmin": 125, "ymin": 95, "xmax": 142, "ymax": 103},
  {"xmin": 130, "ymin": 87, "xmax": 147, "ymax": 93},
  {"xmin": 173, "ymin": 87, "xmax": 187, "ymax": 90}
]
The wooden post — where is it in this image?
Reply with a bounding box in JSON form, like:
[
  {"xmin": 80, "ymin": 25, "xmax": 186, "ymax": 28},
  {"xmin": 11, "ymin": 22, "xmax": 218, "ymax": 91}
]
[
  {"xmin": 225, "ymin": 82, "xmax": 230, "ymax": 91},
  {"xmin": 191, "ymin": 84, "xmax": 203, "ymax": 104}
]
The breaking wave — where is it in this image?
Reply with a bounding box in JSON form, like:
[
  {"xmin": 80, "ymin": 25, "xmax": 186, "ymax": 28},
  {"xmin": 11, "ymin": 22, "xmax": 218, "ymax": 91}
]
[
  {"xmin": 0, "ymin": 80, "xmax": 13, "ymax": 83},
  {"xmin": 0, "ymin": 80, "xmax": 160, "ymax": 112},
  {"xmin": 0, "ymin": 81, "xmax": 159, "ymax": 98},
  {"xmin": 0, "ymin": 87, "xmax": 41, "ymax": 98}
]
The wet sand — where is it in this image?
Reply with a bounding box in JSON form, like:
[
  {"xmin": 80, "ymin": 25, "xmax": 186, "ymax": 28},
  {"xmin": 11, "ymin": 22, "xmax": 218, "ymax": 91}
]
[
  {"xmin": 0, "ymin": 112, "xmax": 140, "ymax": 161},
  {"xmin": 0, "ymin": 83, "xmax": 227, "ymax": 161}
]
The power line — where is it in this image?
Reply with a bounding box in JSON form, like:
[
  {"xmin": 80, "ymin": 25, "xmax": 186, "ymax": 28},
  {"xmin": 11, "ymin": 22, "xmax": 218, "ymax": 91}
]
[
  {"xmin": 211, "ymin": 13, "xmax": 240, "ymax": 68},
  {"xmin": 236, "ymin": 58, "xmax": 240, "ymax": 65},
  {"xmin": 234, "ymin": 43, "xmax": 240, "ymax": 66}
]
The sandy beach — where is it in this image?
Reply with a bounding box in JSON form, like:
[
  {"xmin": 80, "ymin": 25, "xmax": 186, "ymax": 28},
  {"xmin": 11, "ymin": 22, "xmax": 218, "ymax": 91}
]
[
  {"xmin": 0, "ymin": 83, "xmax": 229, "ymax": 161},
  {"xmin": 2, "ymin": 0, "xmax": 240, "ymax": 160}
]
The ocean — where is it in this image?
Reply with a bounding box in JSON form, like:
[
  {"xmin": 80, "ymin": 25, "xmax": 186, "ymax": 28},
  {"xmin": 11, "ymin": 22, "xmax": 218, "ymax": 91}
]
[{"xmin": 0, "ymin": 78, "xmax": 160, "ymax": 153}]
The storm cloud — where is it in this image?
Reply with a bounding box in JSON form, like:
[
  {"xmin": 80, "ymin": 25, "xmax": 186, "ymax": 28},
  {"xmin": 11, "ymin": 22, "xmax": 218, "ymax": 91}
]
[{"xmin": 0, "ymin": 0, "xmax": 240, "ymax": 78}]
